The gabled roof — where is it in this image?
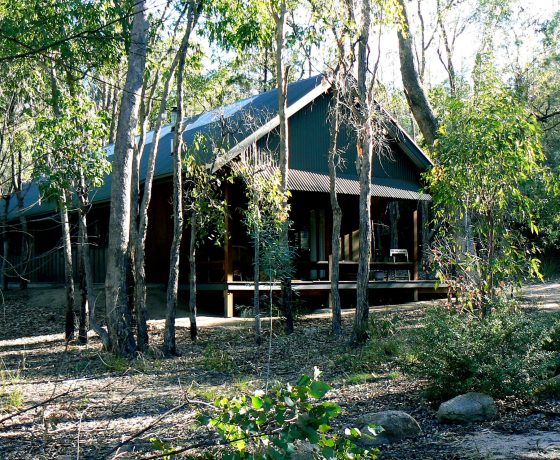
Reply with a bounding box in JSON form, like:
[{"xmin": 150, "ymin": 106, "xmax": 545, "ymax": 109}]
[{"xmin": 4, "ymin": 74, "xmax": 432, "ymax": 219}]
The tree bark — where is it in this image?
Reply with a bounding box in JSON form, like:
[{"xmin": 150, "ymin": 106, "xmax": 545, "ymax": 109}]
[
  {"xmin": 253, "ymin": 217, "xmax": 262, "ymax": 345},
  {"xmin": 328, "ymin": 91, "xmax": 342, "ymax": 336},
  {"xmin": 273, "ymin": 0, "xmax": 294, "ymax": 334},
  {"xmin": 16, "ymin": 191, "xmax": 29, "ymax": 289},
  {"xmin": 420, "ymin": 199, "xmax": 430, "ymax": 275},
  {"xmin": 108, "ymin": 85, "xmax": 119, "ymax": 145},
  {"xmin": 188, "ymin": 213, "xmax": 198, "ymax": 342},
  {"xmin": 134, "ymin": 10, "xmax": 196, "ymax": 352},
  {"xmin": 436, "ymin": 0, "xmax": 457, "ymax": 95},
  {"xmin": 78, "ymin": 179, "xmax": 110, "ymax": 349},
  {"xmin": 1, "ymin": 195, "xmax": 10, "ymax": 291},
  {"xmin": 77, "ymin": 194, "xmax": 89, "ymax": 345},
  {"xmin": 60, "ymin": 193, "xmax": 75, "ymax": 342},
  {"xmin": 163, "ymin": 27, "xmax": 191, "ymax": 357},
  {"xmin": 397, "ymin": 0, "xmax": 439, "ymax": 147},
  {"xmin": 351, "ymin": 0, "xmax": 373, "ymax": 345},
  {"xmin": 104, "ymin": 0, "xmax": 148, "ymax": 357}
]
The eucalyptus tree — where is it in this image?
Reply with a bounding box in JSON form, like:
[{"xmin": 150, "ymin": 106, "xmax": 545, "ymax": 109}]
[
  {"xmin": 183, "ymin": 137, "xmax": 226, "ymax": 342},
  {"xmin": 270, "ymin": 0, "xmax": 297, "ymax": 334},
  {"xmin": 132, "ymin": 7, "xmax": 201, "ymax": 353},
  {"xmin": 233, "ymin": 148, "xmax": 290, "ymax": 345},
  {"xmin": 163, "ymin": 0, "xmax": 204, "ymax": 357},
  {"xmin": 34, "ymin": 98, "xmax": 110, "ymax": 342},
  {"xmin": 104, "ymin": 0, "xmax": 149, "ymax": 356},
  {"xmin": 428, "ymin": 77, "xmax": 548, "ymax": 315},
  {"xmin": 396, "ymin": 0, "xmax": 439, "ymax": 148},
  {"xmin": 0, "ymin": 64, "xmax": 40, "ymax": 292}
]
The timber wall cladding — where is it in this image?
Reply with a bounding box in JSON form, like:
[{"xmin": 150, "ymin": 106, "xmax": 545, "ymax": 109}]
[{"xmin": 8, "ymin": 246, "xmax": 107, "ymax": 284}]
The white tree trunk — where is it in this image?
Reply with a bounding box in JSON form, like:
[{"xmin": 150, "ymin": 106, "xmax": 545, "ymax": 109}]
[
  {"xmin": 188, "ymin": 213, "xmax": 198, "ymax": 342},
  {"xmin": 273, "ymin": 1, "xmax": 294, "ymax": 334},
  {"xmin": 104, "ymin": 0, "xmax": 148, "ymax": 356},
  {"xmin": 352, "ymin": 0, "xmax": 373, "ymax": 345},
  {"xmin": 134, "ymin": 14, "xmax": 197, "ymax": 353},
  {"xmin": 328, "ymin": 94, "xmax": 342, "ymax": 336},
  {"xmin": 60, "ymin": 193, "xmax": 75, "ymax": 342}
]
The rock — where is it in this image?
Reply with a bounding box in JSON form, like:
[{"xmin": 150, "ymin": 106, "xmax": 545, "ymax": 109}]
[
  {"xmin": 437, "ymin": 392, "xmax": 497, "ymax": 423},
  {"xmin": 356, "ymin": 410, "xmax": 422, "ymax": 446}
]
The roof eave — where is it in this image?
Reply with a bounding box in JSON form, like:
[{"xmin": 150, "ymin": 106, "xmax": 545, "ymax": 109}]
[{"xmin": 212, "ymin": 78, "xmax": 332, "ymax": 172}]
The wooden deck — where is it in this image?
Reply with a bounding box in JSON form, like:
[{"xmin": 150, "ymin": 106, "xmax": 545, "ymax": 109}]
[{"xmin": 196, "ymin": 280, "xmax": 444, "ymax": 291}]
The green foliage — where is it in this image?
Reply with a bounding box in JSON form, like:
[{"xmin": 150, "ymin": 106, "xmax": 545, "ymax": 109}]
[
  {"xmin": 189, "ymin": 369, "xmax": 380, "ymax": 459},
  {"xmin": 184, "ymin": 134, "xmax": 227, "ymax": 247},
  {"xmin": 403, "ymin": 306, "xmax": 556, "ymax": 400},
  {"xmin": 332, "ymin": 315, "xmax": 403, "ymax": 378},
  {"xmin": 34, "ymin": 97, "xmax": 110, "ymax": 204},
  {"xmin": 0, "ymin": 363, "xmax": 23, "ymax": 412},
  {"xmin": 427, "ymin": 78, "xmax": 552, "ymax": 309},
  {"xmin": 204, "ymin": 0, "xmax": 274, "ymax": 52},
  {"xmin": 234, "ymin": 163, "xmax": 293, "ymax": 279}
]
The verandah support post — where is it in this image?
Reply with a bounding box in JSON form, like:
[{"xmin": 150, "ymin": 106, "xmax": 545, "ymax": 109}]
[
  {"xmin": 223, "ymin": 181, "xmax": 234, "ymax": 318},
  {"xmin": 413, "ymin": 207, "xmax": 419, "ymax": 301}
]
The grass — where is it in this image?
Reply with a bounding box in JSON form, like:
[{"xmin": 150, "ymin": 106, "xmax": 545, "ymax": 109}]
[
  {"xmin": 0, "ymin": 359, "xmax": 24, "ymax": 412},
  {"xmin": 201, "ymin": 342, "xmax": 234, "ymax": 372}
]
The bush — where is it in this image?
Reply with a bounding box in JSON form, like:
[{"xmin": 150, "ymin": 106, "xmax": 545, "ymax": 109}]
[
  {"xmin": 403, "ymin": 306, "xmax": 555, "ymax": 400},
  {"xmin": 150, "ymin": 369, "xmax": 380, "ymax": 459}
]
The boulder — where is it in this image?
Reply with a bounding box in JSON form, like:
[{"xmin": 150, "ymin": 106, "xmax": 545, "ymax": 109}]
[
  {"xmin": 437, "ymin": 392, "xmax": 497, "ymax": 423},
  {"xmin": 357, "ymin": 410, "xmax": 422, "ymax": 446}
]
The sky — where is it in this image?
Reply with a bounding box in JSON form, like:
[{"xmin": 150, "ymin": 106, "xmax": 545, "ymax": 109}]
[{"xmin": 377, "ymin": 0, "xmax": 560, "ymax": 89}]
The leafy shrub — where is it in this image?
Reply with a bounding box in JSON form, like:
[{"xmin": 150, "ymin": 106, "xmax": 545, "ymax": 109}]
[
  {"xmin": 151, "ymin": 369, "xmax": 380, "ymax": 459},
  {"xmin": 403, "ymin": 306, "xmax": 555, "ymax": 400}
]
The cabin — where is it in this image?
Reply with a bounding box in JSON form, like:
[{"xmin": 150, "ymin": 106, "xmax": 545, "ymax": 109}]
[{"xmin": 0, "ymin": 75, "xmax": 442, "ymax": 317}]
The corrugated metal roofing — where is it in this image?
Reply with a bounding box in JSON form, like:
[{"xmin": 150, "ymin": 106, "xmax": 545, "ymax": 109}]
[
  {"xmin": 264, "ymin": 168, "xmax": 429, "ymax": 200},
  {"xmin": 5, "ymin": 76, "xmax": 324, "ymax": 219},
  {"xmin": 4, "ymin": 74, "xmax": 431, "ymax": 219}
]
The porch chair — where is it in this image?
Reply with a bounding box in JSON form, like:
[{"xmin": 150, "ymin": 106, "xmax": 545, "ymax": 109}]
[{"xmin": 388, "ymin": 249, "xmax": 410, "ymax": 280}]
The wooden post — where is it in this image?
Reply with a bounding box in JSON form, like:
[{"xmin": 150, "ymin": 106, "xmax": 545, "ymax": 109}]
[
  {"xmin": 413, "ymin": 208, "xmax": 419, "ymax": 301},
  {"xmin": 223, "ymin": 182, "xmax": 234, "ymax": 317},
  {"xmin": 328, "ymin": 253, "xmax": 333, "ymax": 310}
]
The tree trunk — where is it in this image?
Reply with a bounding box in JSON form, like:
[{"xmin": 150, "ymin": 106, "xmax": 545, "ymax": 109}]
[
  {"xmin": 60, "ymin": 193, "xmax": 75, "ymax": 342},
  {"xmin": 108, "ymin": 85, "xmax": 119, "ymax": 145},
  {"xmin": 163, "ymin": 32, "xmax": 191, "ymax": 357},
  {"xmin": 253, "ymin": 224, "xmax": 262, "ymax": 345},
  {"xmin": 1, "ymin": 195, "xmax": 10, "ymax": 291},
  {"xmin": 16, "ymin": 185, "xmax": 29, "ymax": 290},
  {"xmin": 352, "ymin": 0, "xmax": 373, "ymax": 345},
  {"xmin": 397, "ymin": 0, "xmax": 439, "ymax": 147},
  {"xmin": 78, "ymin": 174, "xmax": 109, "ymax": 348},
  {"xmin": 328, "ymin": 92, "xmax": 342, "ymax": 336},
  {"xmin": 273, "ymin": 1, "xmax": 294, "ymax": 334},
  {"xmin": 420, "ymin": 199, "xmax": 430, "ymax": 275},
  {"xmin": 134, "ymin": 11, "xmax": 197, "ymax": 353},
  {"xmin": 104, "ymin": 0, "xmax": 148, "ymax": 357},
  {"xmin": 436, "ymin": 0, "xmax": 457, "ymax": 95},
  {"xmin": 188, "ymin": 213, "xmax": 198, "ymax": 342},
  {"xmin": 78, "ymin": 255, "xmax": 88, "ymax": 344}
]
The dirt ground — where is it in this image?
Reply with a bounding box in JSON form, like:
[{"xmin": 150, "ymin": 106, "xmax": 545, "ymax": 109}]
[{"xmin": 0, "ymin": 283, "xmax": 559, "ymax": 459}]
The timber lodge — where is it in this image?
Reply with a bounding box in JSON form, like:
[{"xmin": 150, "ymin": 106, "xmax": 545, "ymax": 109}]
[{"xmin": 1, "ymin": 75, "xmax": 444, "ymax": 317}]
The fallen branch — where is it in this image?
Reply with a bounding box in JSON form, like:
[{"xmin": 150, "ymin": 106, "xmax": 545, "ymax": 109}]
[
  {"xmin": 108, "ymin": 401, "xmax": 190, "ymax": 457},
  {"xmin": 0, "ymin": 388, "xmax": 77, "ymax": 425}
]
